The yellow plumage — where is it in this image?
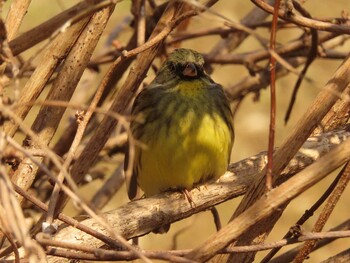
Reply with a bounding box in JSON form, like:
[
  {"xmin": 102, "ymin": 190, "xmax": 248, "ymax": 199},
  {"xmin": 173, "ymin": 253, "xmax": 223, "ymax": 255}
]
[{"xmin": 126, "ymin": 48, "xmax": 234, "ymax": 199}]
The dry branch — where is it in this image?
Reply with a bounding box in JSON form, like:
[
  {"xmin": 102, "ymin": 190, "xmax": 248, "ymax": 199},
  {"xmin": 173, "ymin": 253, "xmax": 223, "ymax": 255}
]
[
  {"xmin": 2, "ymin": 1, "xmax": 350, "ymax": 262},
  {"xmin": 18, "ymin": 126, "xmax": 348, "ymax": 263},
  {"xmin": 215, "ymin": 54, "xmax": 350, "ymax": 263},
  {"xmin": 320, "ymin": 248, "xmax": 350, "ymax": 263},
  {"xmin": 188, "ymin": 133, "xmax": 350, "ymax": 262},
  {"xmin": 4, "ymin": 0, "xmax": 31, "ymax": 41},
  {"xmin": 252, "ymin": 0, "xmax": 350, "ymax": 34},
  {"xmin": 269, "ymin": 220, "xmax": 350, "ymax": 263},
  {"xmin": 293, "ymin": 162, "xmax": 350, "ymax": 262},
  {"xmin": 8, "ymin": 5, "xmax": 114, "ymax": 204},
  {"xmin": 4, "ymin": 19, "xmax": 89, "ymax": 137},
  {"xmin": 7, "ymin": 0, "xmax": 116, "ymax": 56}
]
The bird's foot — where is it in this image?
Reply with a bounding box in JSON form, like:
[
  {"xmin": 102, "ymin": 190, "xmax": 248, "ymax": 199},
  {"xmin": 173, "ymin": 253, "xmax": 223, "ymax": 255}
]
[{"xmin": 182, "ymin": 189, "xmax": 196, "ymax": 208}]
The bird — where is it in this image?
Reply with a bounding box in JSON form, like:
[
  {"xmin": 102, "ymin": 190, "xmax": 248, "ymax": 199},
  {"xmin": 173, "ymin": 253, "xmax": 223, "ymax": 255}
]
[{"xmin": 125, "ymin": 47, "xmax": 234, "ymax": 213}]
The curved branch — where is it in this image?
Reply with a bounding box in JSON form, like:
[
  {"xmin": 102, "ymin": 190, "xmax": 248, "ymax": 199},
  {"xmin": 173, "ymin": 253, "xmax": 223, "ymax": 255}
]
[{"xmin": 252, "ymin": 0, "xmax": 350, "ymax": 34}]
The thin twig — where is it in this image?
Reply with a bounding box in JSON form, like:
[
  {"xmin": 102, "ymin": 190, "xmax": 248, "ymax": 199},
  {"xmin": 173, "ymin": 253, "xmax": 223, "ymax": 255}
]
[
  {"xmin": 293, "ymin": 162, "xmax": 350, "ymax": 262},
  {"xmin": 284, "ymin": 1, "xmax": 319, "ymax": 123},
  {"xmin": 252, "ymin": 0, "xmax": 350, "ymax": 34},
  {"xmin": 261, "ymin": 161, "xmax": 350, "ymax": 262},
  {"xmin": 265, "ymin": 0, "xmax": 280, "ymax": 191},
  {"xmin": 188, "ymin": 136, "xmax": 350, "ymax": 262}
]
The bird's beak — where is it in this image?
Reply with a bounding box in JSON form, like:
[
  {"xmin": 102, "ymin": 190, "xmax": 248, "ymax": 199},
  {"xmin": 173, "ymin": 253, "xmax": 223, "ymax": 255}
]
[{"xmin": 182, "ymin": 63, "xmax": 198, "ymax": 77}]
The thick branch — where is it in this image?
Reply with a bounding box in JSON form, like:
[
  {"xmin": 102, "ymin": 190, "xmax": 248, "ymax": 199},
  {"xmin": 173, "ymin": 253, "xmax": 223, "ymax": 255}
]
[{"xmin": 42, "ymin": 127, "xmax": 350, "ymax": 262}]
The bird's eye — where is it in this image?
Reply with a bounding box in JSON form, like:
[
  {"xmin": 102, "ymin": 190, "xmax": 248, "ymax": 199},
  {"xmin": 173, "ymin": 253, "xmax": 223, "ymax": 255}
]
[{"xmin": 168, "ymin": 62, "xmax": 176, "ymax": 72}]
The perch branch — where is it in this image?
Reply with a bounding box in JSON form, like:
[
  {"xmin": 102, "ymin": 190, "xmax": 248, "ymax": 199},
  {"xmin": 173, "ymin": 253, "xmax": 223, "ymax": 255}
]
[{"xmin": 38, "ymin": 127, "xmax": 350, "ymax": 262}]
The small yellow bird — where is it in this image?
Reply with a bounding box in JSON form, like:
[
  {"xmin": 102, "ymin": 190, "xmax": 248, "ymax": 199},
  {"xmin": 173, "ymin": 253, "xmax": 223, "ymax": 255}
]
[{"xmin": 125, "ymin": 48, "xmax": 234, "ymax": 202}]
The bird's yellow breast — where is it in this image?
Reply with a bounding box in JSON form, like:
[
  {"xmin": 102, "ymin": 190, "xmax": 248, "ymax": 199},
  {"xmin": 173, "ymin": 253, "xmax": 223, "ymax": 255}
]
[{"xmin": 134, "ymin": 80, "xmax": 233, "ymax": 196}]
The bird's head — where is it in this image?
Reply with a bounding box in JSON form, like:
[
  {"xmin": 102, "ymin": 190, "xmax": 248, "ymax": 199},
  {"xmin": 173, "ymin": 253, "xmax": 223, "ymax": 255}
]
[{"xmin": 155, "ymin": 49, "xmax": 207, "ymax": 83}]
